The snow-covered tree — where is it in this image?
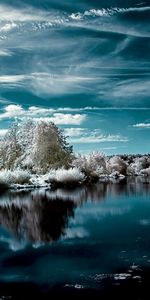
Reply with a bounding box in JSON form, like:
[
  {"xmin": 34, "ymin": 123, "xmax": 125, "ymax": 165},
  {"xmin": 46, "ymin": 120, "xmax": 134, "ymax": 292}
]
[
  {"xmin": 0, "ymin": 120, "xmax": 73, "ymax": 172},
  {"xmin": 1, "ymin": 122, "xmax": 21, "ymax": 170}
]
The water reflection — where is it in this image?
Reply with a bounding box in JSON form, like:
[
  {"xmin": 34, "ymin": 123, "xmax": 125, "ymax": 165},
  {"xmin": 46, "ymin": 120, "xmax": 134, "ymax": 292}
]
[
  {"xmin": 0, "ymin": 195, "xmax": 75, "ymax": 243},
  {"xmin": 0, "ymin": 177, "xmax": 149, "ymax": 245}
]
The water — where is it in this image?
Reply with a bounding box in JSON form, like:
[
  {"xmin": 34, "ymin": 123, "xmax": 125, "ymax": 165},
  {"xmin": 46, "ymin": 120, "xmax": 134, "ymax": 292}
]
[{"xmin": 0, "ymin": 177, "xmax": 150, "ymax": 298}]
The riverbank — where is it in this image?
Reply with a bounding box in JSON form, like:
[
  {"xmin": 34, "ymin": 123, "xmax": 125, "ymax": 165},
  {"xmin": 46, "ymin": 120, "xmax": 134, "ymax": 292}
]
[{"xmin": 0, "ymin": 154, "xmax": 149, "ymax": 191}]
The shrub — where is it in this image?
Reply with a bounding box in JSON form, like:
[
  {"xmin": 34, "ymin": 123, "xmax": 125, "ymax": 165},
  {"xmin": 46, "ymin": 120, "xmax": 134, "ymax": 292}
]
[
  {"xmin": 72, "ymin": 152, "xmax": 107, "ymax": 182},
  {"xmin": 106, "ymin": 156, "xmax": 127, "ymax": 175},
  {"xmin": 139, "ymin": 167, "xmax": 150, "ymax": 176},
  {"xmin": 0, "ymin": 169, "xmax": 31, "ymax": 187},
  {"xmin": 10, "ymin": 170, "xmax": 31, "ymax": 184},
  {"xmin": 129, "ymin": 157, "xmax": 149, "ymax": 175},
  {"xmin": 0, "ymin": 170, "xmax": 12, "ymax": 190},
  {"xmin": 46, "ymin": 167, "xmax": 85, "ymax": 188}
]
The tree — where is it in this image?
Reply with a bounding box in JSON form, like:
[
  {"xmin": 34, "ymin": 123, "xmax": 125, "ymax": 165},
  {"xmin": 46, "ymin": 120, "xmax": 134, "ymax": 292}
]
[
  {"xmin": 0, "ymin": 120, "xmax": 73, "ymax": 172},
  {"xmin": 1, "ymin": 122, "xmax": 21, "ymax": 170}
]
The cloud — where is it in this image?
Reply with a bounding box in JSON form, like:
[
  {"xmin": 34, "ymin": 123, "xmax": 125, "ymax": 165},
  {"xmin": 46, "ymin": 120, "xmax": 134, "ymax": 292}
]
[
  {"xmin": 0, "ymin": 73, "xmax": 96, "ymax": 95},
  {"xmin": 0, "ymin": 4, "xmax": 54, "ymax": 22},
  {"xmin": 64, "ymin": 128, "xmax": 87, "ymax": 136},
  {"xmin": 70, "ymin": 135, "xmax": 128, "ymax": 143},
  {"xmin": 0, "ymin": 129, "xmax": 8, "ymax": 136},
  {"xmin": 0, "ymin": 105, "xmax": 86, "ymax": 125},
  {"xmin": 0, "ymin": 105, "xmax": 24, "ymax": 119},
  {"xmin": 0, "ymin": 75, "xmax": 26, "ymax": 84},
  {"xmin": 65, "ymin": 127, "xmax": 128, "ymax": 143},
  {"xmin": 33, "ymin": 114, "xmax": 86, "ymax": 125},
  {"xmin": 64, "ymin": 127, "xmax": 128, "ymax": 144},
  {"xmin": 0, "ymin": 49, "xmax": 13, "ymax": 56},
  {"xmin": 133, "ymin": 123, "xmax": 150, "ymax": 128},
  {"xmin": 69, "ymin": 6, "xmax": 150, "ymax": 20},
  {"xmin": 0, "ymin": 22, "xmax": 18, "ymax": 32}
]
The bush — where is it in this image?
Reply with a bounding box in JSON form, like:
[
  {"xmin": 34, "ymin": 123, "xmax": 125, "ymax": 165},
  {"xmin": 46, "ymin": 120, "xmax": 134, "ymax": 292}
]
[
  {"xmin": 72, "ymin": 152, "xmax": 107, "ymax": 182},
  {"xmin": 139, "ymin": 167, "xmax": 150, "ymax": 176},
  {"xmin": 0, "ymin": 170, "xmax": 12, "ymax": 190},
  {"xmin": 10, "ymin": 170, "xmax": 31, "ymax": 184},
  {"xmin": 129, "ymin": 157, "xmax": 149, "ymax": 175},
  {"xmin": 106, "ymin": 156, "xmax": 127, "ymax": 175},
  {"xmin": 46, "ymin": 168, "xmax": 85, "ymax": 188},
  {"xmin": 0, "ymin": 169, "xmax": 31, "ymax": 187}
]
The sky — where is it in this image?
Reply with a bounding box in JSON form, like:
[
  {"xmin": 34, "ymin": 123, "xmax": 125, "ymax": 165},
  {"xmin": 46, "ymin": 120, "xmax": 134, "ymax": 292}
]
[{"xmin": 0, "ymin": 0, "xmax": 149, "ymax": 154}]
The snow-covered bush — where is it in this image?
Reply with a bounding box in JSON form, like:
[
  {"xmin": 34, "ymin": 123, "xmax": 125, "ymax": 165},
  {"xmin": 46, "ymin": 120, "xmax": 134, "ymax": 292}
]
[
  {"xmin": 72, "ymin": 152, "xmax": 107, "ymax": 182},
  {"xmin": 106, "ymin": 156, "xmax": 127, "ymax": 175},
  {"xmin": 0, "ymin": 170, "xmax": 12, "ymax": 190},
  {"xmin": 10, "ymin": 170, "xmax": 31, "ymax": 184},
  {"xmin": 46, "ymin": 167, "xmax": 85, "ymax": 188},
  {"xmin": 0, "ymin": 169, "xmax": 31, "ymax": 188},
  {"xmin": 128, "ymin": 157, "xmax": 149, "ymax": 175},
  {"xmin": 139, "ymin": 167, "xmax": 150, "ymax": 176}
]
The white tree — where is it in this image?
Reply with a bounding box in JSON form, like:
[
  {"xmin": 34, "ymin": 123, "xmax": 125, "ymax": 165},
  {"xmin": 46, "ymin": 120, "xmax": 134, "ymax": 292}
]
[{"xmin": 0, "ymin": 120, "xmax": 73, "ymax": 172}]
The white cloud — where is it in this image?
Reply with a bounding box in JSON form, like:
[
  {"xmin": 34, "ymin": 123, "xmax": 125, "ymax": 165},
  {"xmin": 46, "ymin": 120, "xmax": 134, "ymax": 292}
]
[
  {"xmin": 0, "ymin": 22, "xmax": 18, "ymax": 32},
  {"xmin": 70, "ymin": 134, "xmax": 128, "ymax": 143},
  {"xmin": 64, "ymin": 127, "xmax": 128, "ymax": 143},
  {"xmin": 0, "ymin": 105, "xmax": 86, "ymax": 125},
  {"xmin": 33, "ymin": 114, "xmax": 86, "ymax": 125},
  {"xmin": 0, "ymin": 49, "xmax": 13, "ymax": 56},
  {"xmin": 0, "ymin": 75, "xmax": 26, "ymax": 84},
  {"xmin": 0, "ymin": 129, "xmax": 8, "ymax": 136},
  {"xmin": 0, "ymin": 4, "xmax": 52, "ymax": 22},
  {"xmin": 133, "ymin": 123, "xmax": 150, "ymax": 128},
  {"xmin": 58, "ymin": 107, "xmax": 100, "ymax": 112},
  {"xmin": 0, "ymin": 105, "xmax": 24, "ymax": 119},
  {"xmin": 0, "ymin": 73, "xmax": 95, "ymax": 95},
  {"xmin": 70, "ymin": 6, "xmax": 150, "ymax": 20},
  {"xmin": 28, "ymin": 106, "xmax": 55, "ymax": 115},
  {"xmin": 64, "ymin": 128, "xmax": 86, "ymax": 136}
]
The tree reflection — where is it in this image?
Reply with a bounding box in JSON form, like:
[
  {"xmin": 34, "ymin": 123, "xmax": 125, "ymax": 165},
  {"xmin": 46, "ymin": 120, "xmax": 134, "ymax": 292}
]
[
  {"xmin": 0, "ymin": 177, "xmax": 149, "ymax": 244},
  {"xmin": 0, "ymin": 195, "xmax": 75, "ymax": 243}
]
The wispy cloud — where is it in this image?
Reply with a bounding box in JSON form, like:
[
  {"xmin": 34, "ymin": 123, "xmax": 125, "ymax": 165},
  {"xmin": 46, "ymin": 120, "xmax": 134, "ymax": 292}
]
[
  {"xmin": 133, "ymin": 123, "xmax": 150, "ymax": 128},
  {"xmin": 0, "ymin": 75, "xmax": 26, "ymax": 84},
  {"xmin": 70, "ymin": 6, "xmax": 150, "ymax": 20},
  {"xmin": 70, "ymin": 135, "xmax": 128, "ymax": 143},
  {"xmin": 0, "ymin": 4, "xmax": 55, "ymax": 22},
  {"xmin": 65, "ymin": 127, "xmax": 128, "ymax": 143},
  {"xmin": 64, "ymin": 128, "xmax": 87, "ymax": 136},
  {"xmin": 0, "ymin": 49, "xmax": 13, "ymax": 56}
]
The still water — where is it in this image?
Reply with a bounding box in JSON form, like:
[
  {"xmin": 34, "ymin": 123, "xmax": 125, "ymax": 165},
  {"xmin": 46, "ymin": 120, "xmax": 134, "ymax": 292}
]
[{"xmin": 0, "ymin": 177, "xmax": 150, "ymax": 298}]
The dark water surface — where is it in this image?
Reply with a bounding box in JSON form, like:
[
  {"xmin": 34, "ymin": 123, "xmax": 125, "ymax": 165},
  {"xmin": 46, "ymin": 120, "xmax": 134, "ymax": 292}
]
[{"xmin": 0, "ymin": 177, "xmax": 150, "ymax": 298}]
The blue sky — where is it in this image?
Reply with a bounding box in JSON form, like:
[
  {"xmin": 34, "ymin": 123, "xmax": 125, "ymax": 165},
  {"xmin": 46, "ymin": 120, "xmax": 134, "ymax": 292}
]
[{"xmin": 0, "ymin": 0, "xmax": 149, "ymax": 154}]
